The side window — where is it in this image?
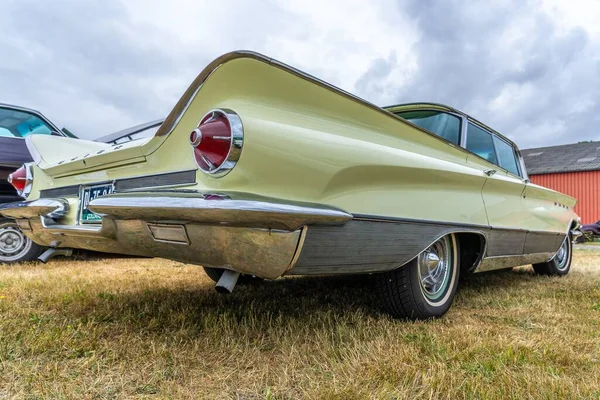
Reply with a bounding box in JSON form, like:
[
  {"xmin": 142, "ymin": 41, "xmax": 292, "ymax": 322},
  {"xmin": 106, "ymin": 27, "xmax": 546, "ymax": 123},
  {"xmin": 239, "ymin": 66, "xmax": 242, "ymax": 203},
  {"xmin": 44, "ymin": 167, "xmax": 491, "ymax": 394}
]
[
  {"xmin": 466, "ymin": 123, "xmax": 497, "ymax": 164},
  {"xmin": 493, "ymin": 136, "xmax": 521, "ymax": 176},
  {"xmin": 396, "ymin": 110, "xmax": 461, "ymax": 145},
  {"xmin": 0, "ymin": 107, "xmax": 53, "ymax": 138}
]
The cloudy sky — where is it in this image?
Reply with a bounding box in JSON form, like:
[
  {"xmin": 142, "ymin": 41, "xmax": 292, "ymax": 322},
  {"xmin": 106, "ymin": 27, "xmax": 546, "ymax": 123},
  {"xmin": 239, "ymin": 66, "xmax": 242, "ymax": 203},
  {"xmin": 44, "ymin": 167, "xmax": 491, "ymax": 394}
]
[{"xmin": 1, "ymin": 0, "xmax": 598, "ymax": 148}]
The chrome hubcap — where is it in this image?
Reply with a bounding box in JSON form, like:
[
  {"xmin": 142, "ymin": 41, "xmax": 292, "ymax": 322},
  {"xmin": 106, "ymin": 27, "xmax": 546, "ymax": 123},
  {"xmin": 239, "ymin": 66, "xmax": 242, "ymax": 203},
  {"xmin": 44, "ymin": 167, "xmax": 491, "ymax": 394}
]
[
  {"xmin": 555, "ymin": 238, "xmax": 569, "ymax": 271},
  {"xmin": 418, "ymin": 236, "xmax": 452, "ymax": 301},
  {"xmin": 0, "ymin": 224, "xmax": 31, "ymax": 262}
]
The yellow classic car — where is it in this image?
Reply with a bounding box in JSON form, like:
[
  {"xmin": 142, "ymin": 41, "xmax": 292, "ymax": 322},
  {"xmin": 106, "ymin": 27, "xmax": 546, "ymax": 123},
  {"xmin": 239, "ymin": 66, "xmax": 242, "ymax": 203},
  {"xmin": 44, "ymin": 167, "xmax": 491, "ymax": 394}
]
[{"xmin": 0, "ymin": 51, "xmax": 581, "ymax": 320}]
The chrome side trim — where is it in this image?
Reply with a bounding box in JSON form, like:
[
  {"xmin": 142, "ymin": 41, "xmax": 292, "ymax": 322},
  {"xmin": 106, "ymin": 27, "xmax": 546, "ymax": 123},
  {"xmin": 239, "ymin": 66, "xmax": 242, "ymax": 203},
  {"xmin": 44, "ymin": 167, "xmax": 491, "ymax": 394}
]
[
  {"xmin": 352, "ymin": 214, "xmax": 492, "ymax": 230},
  {"xmin": 87, "ymin": 191, "xmax": 352, "ymax": 231},
  {"xmin": 475, "ymin": 252, "xmax": 555, "ymax": 273}
]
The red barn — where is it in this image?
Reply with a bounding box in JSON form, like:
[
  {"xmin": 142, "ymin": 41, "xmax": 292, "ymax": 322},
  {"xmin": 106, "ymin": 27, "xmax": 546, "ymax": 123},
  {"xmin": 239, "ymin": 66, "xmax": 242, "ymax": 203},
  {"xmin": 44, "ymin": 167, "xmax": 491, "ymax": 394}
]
[{"xmin": 522, "ymin": 142, "xmax": 600, "ymax": 224}]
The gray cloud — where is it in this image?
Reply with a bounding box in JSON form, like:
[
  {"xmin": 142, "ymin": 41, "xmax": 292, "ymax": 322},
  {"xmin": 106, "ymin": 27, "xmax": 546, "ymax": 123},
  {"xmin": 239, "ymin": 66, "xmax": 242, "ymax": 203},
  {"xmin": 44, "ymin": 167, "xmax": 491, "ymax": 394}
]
[
  {"xmin": 354, "ymin": 0, "xmax": 599, "ymax": 148},
  {"xmin": 0, "ymin": 0, "xmax": 598, "ymax": 150},
  {"xmin": 0, "ymin": 0, "xmax": 297, "ymax": 137}
]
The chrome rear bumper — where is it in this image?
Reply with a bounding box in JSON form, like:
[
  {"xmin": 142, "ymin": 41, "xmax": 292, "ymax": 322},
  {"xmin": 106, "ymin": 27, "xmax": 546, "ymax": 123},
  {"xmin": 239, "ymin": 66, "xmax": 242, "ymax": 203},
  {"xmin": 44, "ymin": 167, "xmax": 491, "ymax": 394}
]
[{"xmin": 0, "ymin": 191, "xmax": 352, "ymax": 279}]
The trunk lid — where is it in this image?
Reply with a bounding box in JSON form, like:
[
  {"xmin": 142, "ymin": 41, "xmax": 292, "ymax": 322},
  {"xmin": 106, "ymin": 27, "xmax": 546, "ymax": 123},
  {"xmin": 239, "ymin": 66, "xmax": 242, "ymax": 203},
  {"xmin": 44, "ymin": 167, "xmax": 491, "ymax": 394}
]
[{"xmin": 26, "ymin": 135, "xmax": 164, "ymax": 178}]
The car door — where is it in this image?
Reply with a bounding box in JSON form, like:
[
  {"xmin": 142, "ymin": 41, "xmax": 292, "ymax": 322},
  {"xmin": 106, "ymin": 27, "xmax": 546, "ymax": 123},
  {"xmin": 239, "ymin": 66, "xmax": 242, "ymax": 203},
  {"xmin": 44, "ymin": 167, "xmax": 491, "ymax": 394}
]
[{"xmin": 465, "ymin": 122, "xmax": 528, "ymax": 256}]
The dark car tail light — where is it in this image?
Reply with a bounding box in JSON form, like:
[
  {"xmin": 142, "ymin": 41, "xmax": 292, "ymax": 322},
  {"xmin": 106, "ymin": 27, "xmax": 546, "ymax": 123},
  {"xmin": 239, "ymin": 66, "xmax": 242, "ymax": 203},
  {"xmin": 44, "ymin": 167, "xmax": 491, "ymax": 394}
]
[
  {"xmin": 190, "ymin": 109, "xmax": 243, "ymax": 177},
  {"xmin": 8, "ymin": 163, "xmax": 33, "ymax": 198}
]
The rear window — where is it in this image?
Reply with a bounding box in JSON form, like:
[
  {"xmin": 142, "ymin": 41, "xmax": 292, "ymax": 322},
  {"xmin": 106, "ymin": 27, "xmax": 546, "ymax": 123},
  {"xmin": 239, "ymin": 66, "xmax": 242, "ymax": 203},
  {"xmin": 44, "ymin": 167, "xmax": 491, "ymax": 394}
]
[{"xmin": 396, "ymin": 110, "xmax": 461, "ymax": 145}]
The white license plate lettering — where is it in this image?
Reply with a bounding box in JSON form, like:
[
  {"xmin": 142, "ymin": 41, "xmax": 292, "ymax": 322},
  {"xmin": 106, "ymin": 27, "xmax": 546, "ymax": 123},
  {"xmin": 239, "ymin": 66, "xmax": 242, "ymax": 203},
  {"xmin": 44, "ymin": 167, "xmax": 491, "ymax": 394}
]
[{"xmin": 80, "ymin": 184, "xmax": 114, "ymax": 223}]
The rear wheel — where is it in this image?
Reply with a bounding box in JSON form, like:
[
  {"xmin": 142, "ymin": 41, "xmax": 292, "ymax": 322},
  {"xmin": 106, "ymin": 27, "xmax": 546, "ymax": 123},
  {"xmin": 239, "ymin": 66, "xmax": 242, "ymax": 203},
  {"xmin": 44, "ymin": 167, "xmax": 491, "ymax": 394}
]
[
  {"xmin": 533, "ymin": 235, "xmax": 572, "ymax": 276},
  {"xmin": 376, "ymin": 233, "xmax": 460, "ymax": 320},
  {"xmin": 0, "ymin": 218, "xmax": 44, "ymax": 264}
]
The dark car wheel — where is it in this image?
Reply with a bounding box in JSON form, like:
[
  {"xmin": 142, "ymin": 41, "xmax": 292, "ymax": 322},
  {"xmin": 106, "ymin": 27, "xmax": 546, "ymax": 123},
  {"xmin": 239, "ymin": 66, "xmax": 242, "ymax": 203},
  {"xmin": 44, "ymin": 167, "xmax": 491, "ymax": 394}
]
[
  {"xmin": 533, "ymin": 235, "xmax": 572, "ymax": 276},
  {"xmin": 203, "ymin": 267, "xmax": 263, "ymax": 284},
  {"xmin": 376, "ymin": 233, "xmax": 460, "ymax": 320},
  {"xmin": 0, "ymin": 218, "xmax": 44, "ymax": 264}
]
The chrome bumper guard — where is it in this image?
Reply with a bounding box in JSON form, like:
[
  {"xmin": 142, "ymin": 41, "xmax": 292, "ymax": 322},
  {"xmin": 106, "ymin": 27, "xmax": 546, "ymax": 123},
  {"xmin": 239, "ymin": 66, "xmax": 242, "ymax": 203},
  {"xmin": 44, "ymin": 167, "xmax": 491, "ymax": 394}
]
[
  {"xmin": 0, "ymin": 198, "xmax": 69, "ymax": 220},
  {"xmin": 0, "ymin": 191, "xmax": 352, "ymax": 279}
]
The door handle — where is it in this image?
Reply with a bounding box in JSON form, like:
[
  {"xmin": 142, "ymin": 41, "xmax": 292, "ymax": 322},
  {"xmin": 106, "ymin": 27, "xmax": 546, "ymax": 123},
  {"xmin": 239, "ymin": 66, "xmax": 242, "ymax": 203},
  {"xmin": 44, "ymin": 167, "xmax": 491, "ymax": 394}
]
[{"xmin": 484, "ymin": 169, "xmax": 497, "ymax": 176}]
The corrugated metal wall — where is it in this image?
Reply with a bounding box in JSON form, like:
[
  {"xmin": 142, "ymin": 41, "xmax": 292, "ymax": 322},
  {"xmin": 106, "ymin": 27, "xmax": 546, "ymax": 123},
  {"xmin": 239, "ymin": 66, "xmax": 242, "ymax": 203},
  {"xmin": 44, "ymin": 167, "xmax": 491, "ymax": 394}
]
[{"xmin": 530, "ymin": 171, "xmax": 600, "ymax": 224}]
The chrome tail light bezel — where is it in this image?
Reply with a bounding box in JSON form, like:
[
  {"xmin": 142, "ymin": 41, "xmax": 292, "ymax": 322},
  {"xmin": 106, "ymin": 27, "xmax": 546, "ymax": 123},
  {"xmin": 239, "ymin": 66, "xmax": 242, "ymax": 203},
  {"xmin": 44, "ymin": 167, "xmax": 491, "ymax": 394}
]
[
  {"xmin": 190, "ymin": 108, "xmax": 244, "ymax": 178},
  {"xmin": 7, "ymin": 163, "xmax": 34, "ymax": 198}
]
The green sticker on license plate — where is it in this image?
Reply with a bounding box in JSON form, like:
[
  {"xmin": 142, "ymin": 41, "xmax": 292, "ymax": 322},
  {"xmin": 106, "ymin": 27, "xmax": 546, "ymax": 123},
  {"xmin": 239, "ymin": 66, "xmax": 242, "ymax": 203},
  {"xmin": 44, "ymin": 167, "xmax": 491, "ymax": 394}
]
[{"xmin": 80, "ymin": 184, "xmax": 114, "ymax": 223}]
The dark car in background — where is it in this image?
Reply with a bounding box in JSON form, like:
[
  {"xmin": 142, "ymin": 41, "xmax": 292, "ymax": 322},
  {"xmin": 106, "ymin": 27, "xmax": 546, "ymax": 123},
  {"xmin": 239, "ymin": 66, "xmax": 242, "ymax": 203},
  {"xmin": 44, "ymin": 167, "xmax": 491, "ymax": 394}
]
[
  {"xmin": 0, "ymin": 103, "xmax": 77, "ymax": 263},
  {"xmin": 578, "ymin": 220, "xmax": 600, "ymax": 242}
]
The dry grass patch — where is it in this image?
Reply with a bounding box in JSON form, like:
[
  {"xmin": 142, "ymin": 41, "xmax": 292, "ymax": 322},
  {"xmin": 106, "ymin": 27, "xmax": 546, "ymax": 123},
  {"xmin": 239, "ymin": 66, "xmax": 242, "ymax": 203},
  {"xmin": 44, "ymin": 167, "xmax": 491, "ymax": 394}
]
[{"xmin": 0, "ymin": 250, "xmax": 599, "ymax": 399}]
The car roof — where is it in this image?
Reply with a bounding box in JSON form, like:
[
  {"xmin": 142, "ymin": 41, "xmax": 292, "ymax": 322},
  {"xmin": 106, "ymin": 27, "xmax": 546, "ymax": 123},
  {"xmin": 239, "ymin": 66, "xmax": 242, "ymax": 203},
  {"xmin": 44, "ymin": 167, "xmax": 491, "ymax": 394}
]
[
  {"xmin": 384, "ymin": 102, "xmax": 520, "ymax": 151},
  {"xmin": 0, "ymin": 102, "xmax": 45, "ymax": 115}
]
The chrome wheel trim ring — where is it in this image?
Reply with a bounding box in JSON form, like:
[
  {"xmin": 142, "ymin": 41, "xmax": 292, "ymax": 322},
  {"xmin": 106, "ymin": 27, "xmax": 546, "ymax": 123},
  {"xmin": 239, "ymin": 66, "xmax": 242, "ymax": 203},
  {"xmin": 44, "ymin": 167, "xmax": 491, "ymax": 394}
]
[
  {"xmin": 555, "ymin": 237, "xmax": 570, "ymax": 271},
  {"xmin": 418, "ymin": 235, "xmax": 455, "ymax": 306},
  {"xmin": 0, "ymin": 224, "xmax": 32, "ymax": 263}
]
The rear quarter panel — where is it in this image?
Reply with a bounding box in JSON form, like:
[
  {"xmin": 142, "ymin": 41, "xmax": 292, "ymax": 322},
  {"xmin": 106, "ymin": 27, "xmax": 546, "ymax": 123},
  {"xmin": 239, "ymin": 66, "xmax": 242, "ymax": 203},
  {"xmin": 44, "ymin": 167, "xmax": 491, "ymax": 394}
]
[
  {"xmin": 523, "ymin": 182, "xmax": 578, "ymax": 233},
  {"xmin": 139, "ymin": 57, "xmax": 491, "ymax": 226}
]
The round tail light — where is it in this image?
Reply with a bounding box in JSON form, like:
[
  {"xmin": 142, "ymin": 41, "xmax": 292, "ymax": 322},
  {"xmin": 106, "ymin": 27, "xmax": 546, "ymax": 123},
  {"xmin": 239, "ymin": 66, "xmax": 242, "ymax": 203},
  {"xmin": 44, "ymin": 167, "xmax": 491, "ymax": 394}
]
[
  {"xmin": 8, "ymin": 163, "xmax": 33, "ymax": 198},
  {"xmin": 190, "ymin": 109, "xmax": 243, "ymax": 177}
]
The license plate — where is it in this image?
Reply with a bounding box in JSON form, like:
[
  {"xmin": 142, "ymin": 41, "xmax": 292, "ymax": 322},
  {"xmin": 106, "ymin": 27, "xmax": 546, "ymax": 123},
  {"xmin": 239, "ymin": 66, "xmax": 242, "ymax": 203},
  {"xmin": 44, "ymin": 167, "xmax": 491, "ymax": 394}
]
[{"xmin": 79, "ymin": 184, "xmax": 114, "ymax": 223}]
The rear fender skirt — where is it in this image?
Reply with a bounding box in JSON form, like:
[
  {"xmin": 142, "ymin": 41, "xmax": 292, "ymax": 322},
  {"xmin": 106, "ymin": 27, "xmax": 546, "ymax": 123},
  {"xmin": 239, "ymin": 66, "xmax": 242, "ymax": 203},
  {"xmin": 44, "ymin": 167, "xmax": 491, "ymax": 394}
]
[{"xmin": 289, "ymin": 218, "xmax": 489, "ymax": 275}]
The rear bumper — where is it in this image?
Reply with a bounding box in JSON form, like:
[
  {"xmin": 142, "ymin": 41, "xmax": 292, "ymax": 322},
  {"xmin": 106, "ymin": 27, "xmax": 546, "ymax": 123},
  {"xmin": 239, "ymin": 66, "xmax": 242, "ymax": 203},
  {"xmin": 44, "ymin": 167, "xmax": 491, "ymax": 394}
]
[{"xmin": 0, "ymin": 191, "xmax": 352, "ymax": 279}]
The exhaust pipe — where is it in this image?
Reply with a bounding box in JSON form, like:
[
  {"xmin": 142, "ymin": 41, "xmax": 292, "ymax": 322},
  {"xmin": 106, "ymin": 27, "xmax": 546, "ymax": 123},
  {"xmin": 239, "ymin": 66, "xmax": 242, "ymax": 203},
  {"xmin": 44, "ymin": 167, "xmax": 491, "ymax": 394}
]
[
  {"xmin": 215, "ymin": 270, "xmax": 240, "ymax": 294},
  {"xmin": 38, "ymin": 247, "xmax": 73, "ymax": 263}
]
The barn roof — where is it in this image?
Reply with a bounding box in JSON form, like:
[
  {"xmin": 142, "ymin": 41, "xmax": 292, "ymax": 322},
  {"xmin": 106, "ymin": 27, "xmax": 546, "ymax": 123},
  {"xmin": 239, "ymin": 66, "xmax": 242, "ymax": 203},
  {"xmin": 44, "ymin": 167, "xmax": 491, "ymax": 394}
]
[{"xmin": 522, "ymin": 141, "xmax": 600, "ymax": 175}]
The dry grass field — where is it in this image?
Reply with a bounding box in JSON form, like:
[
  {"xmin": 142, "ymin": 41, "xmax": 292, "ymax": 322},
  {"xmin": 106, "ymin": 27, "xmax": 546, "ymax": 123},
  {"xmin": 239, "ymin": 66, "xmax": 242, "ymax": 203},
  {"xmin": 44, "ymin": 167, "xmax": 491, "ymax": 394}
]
[{"xmin": 0, "ymin": 249, "xmax": 599, "ymax": 399}]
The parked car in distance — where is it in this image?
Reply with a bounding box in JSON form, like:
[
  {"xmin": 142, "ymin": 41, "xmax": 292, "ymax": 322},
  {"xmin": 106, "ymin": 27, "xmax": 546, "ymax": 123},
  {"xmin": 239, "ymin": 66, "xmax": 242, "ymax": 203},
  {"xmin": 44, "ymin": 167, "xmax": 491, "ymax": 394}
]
[
  {"xmin": 0, "ymin": 103, "xmax": 160, "ymax": 263},
  {"xmin": 578, "ymin": 220, "xmax": 600, "ymax": 242},
  {"xmin": 0, "ymin": 51, "xmax": 582, "ymax": 319},
  {"xmin": 0, "ymin": 103, "xmax": 78, "ymax": 263}
]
